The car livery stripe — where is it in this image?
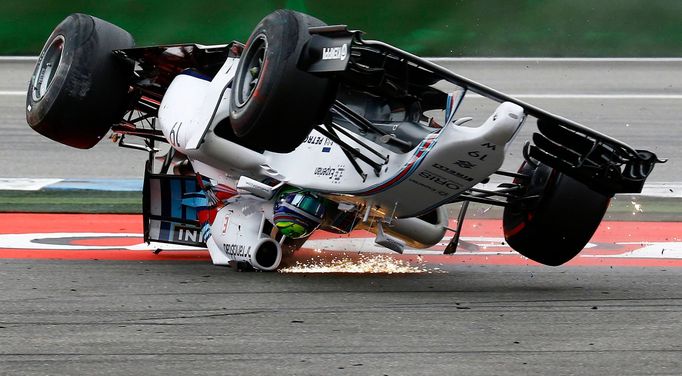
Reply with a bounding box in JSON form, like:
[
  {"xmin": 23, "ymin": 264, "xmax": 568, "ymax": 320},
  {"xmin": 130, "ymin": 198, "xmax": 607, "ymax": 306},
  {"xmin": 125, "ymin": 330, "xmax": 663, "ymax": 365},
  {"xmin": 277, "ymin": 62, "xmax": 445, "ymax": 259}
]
[
  {"xmin": 180, "ymin": 69, "xmax": 212, "ymax": 81},
  {"xmin": 140, "ymin": 96, "xmax": 161, "ymax": 106},
  {"xmin": 356, "ymin": 132, "xmax": 440, "ymax": 196},
  {"xmin": 183, "ymin": 179, "xmax": 197, "ymax": 220},
  {"xmin": 215, "ymin": 183, "xmax": 238, "ymax": 195},
  {"xmin": 170, "ymin": 179, "xmax": 182, "ymax": 219}
]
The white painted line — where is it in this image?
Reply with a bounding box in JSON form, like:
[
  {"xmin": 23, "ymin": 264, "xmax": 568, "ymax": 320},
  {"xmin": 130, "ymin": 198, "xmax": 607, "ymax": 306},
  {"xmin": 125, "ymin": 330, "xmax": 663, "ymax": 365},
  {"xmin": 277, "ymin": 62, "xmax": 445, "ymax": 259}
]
[
  {"xmin": 427, "ymin": 57, "xmax": 682, "ymax": 63},
  {"xmin": 465, "ymin": 93, "xmax": 682, "ymax": 100},
  {"xmin": 0, "ymin": 233, "xmax": 141, "ymax": 250},
  {"xmin": 304, "ymin": 237, "xmax": 682, "ymax": 260},
  {"xmin": 634, "ymin": 183, "xmax": 682, "ymax": 198},
  {"xmin": 476, "ymin": 182, "xmax": 682, "ymax": 198},
  {"xmin": 585, "ymin": 242, "xmax": 682, "ymax": 259},
  {"xmin": 3, "ymin": 90, "xmax": 681, "ymax": 100},
  {"xmin": 0, "ymin": 56, "xmax": 37, "ymax": 61},
  {"xmin": 0, "ymin": 178, "xmax": 62, "ymax": 191},
  {"xmin": 511, "ymin": 94, "xmax": 682, "ymax": 100},
  {"xmin": 0, "ymin": 233, "xmax": 204, "ymax": 251}
]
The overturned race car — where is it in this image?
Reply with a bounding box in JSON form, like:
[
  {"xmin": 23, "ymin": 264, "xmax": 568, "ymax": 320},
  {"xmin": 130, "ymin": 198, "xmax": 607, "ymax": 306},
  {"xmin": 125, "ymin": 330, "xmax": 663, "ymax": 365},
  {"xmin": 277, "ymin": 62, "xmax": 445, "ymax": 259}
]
[{"xmin": 26, "ymin": 11, "xmax": 664, "ymax": 271}]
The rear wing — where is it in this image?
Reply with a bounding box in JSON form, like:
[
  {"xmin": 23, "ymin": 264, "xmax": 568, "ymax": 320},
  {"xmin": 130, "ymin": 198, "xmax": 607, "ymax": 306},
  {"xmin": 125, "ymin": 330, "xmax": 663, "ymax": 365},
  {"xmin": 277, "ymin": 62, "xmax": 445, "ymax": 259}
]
[{"xmin": 300, "ymin": 27, "xmax": 665, "ymax": 194}]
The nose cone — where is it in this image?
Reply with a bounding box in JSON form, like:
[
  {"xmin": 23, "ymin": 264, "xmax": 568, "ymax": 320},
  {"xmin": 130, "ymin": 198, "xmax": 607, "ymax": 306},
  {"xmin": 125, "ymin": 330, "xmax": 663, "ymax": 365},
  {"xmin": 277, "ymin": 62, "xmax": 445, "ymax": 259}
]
[{"xmin": 482, "ymin": 102, "xmax": 526, "ymax": 146}]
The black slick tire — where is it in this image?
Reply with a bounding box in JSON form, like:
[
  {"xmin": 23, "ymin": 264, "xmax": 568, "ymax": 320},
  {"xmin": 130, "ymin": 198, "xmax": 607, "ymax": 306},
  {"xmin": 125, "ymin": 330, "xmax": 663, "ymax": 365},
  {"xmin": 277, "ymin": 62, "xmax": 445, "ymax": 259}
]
[
  {"xmin": 503, "ymin": 163, "xmax": 612, "ymax": 266},
  {"xmin": 26, "ymin": 13, "xmax": 135, "ymax": 149},
  {"xmin": 229, "ymin": 10, "xmax": 335, "ymax": 153}
]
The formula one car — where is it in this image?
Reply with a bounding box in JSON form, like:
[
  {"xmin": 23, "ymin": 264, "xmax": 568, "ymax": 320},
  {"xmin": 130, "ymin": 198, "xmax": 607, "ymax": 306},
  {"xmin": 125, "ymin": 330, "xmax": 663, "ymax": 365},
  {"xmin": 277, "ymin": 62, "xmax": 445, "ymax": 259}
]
[{"xmin": 26, "ymin": 11, "xmax": 663, "ymax": 270}]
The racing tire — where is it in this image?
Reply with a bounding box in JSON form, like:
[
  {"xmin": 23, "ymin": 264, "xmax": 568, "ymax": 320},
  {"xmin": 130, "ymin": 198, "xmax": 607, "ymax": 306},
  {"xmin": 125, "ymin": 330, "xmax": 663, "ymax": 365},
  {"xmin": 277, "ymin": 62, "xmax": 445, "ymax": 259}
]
[
  {"xmin": 229, "ymin": 10, "xmax": 336, "ymax": 153},
  {"xmin": 502, "ymin": 163, "xmax": 611, "ymax": 266},
  {"xmin": 26, "ymin": 13, "xmax": 135, "ymax": 149}
]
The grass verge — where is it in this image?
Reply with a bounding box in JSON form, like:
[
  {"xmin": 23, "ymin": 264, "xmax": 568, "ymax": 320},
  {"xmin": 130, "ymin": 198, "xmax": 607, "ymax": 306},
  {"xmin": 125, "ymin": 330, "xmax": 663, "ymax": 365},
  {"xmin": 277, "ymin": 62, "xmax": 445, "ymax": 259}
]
[
  {"xmin": 0, "ymin": 190, "xmax": 142, "ymax": 214},
  {"xmin": 1, "ymin": 190, "xmax": 679, "ymax": 221},
  {"xmin": 2, "ymin": 1, "xmax": 682, "ymax": 57}
]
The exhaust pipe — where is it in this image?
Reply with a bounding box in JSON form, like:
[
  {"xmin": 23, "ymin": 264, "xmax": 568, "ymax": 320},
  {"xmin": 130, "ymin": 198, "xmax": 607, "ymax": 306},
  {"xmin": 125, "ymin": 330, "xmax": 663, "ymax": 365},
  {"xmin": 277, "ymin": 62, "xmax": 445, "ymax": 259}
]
[
  {"xmin": 250, "ymin": 238, "xmax": 283, "ymax": 271},
  {"xmin": 212, "ymin": 235, "xmax": 283, "ymax": 271}
]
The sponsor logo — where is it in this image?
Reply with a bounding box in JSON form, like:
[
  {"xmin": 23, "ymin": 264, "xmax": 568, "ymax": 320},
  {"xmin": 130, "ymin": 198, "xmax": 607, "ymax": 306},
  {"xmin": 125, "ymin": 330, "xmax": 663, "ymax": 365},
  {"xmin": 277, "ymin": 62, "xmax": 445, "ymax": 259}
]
[
  {"xmin": 408, "ymin": 178, "xmax": 449, "ymax": 196},
  {"xmin": 418, "ymin": 170, "xmax": 462, "ymax": 191},
  {"xmin": 314, "ymin": 167, "xmax": 336, "ymax": 177},
  {"xmin": 223, "ymin": 243, "xmax": 251, "ymax": 258},
  {"xmin": 332, "ymin": 168, "xmax": 345, "ymax": 183},
  {"xmin": 304, "ymin": 135, "xmax": 334, "ymax": 146},
  {"xmin": 168, "ymin": 121, "xmax": 182, "ymax": 147},
  {"xmin": 176, "ymin": 227, "xmax": 200, "ymax": 243},
  {"xmin": 322, "ymin": 43, "xmax": 348, "ymax": 61},
  {"xmin": 432, "ymin": 163, "xmax": 475, "ymax": 182},
  {"xmin": 314, "ymin": 166, "xmax": 345, "ymax": 183}
]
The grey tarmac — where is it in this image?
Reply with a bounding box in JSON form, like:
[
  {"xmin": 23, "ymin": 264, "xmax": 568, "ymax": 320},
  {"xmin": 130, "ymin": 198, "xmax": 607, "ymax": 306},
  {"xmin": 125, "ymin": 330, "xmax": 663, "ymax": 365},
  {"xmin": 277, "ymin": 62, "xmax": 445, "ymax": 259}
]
[
  {"xmin": 1, "ymin": 259, "xmax": 681, "ymax": 375},
  {"xmin": 1, "ymin": 58, "xmax": 681, "ymax": 375},
  {"xmin": 1, "ymin": 58, "xmax": 680, "ymax": 180}
]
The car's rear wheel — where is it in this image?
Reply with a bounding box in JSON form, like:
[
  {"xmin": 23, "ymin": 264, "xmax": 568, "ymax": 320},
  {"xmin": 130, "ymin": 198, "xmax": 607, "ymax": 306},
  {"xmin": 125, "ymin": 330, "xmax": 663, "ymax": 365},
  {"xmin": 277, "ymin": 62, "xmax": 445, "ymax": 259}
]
[
  {"xmin": 229, "ymin": 10, "xmax": 336, "ymax": 153},
  {"xmin": 503, "ymin": 163, "xmax": 612, "ymax": 266},
  {"xmin": 26, "ymin": 13, "xmax": 135, "ymax": 149}
]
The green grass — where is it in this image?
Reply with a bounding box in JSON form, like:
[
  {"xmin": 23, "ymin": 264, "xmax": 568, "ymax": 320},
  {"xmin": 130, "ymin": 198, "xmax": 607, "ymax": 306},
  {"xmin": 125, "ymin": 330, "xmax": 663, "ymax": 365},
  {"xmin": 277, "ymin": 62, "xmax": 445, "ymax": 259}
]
[
  {"xmin": 2, "ymin": 0, "xmax": 681, "ymax": 56},
  {"xmin": 0, "ymin": 191, "xmax": 141, "ymax": 214},
  {"xmin": 1, "ymin": 190, "xmax": 679, "ymax": 222}
]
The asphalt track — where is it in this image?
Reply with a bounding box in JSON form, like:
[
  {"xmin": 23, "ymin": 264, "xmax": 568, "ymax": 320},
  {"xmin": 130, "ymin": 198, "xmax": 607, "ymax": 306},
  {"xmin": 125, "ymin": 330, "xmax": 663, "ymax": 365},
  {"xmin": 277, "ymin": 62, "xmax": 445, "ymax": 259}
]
[
  {"xmin": 1, "ymin": 58, "xmax": 681, "ymax": 180},
  {"xmin": 2, "ymin": 58, "xmax": 682, "ymax": 375},
  {"xmin": 1, "ymin": 214, "xmax": 682, "ymax": 375}
]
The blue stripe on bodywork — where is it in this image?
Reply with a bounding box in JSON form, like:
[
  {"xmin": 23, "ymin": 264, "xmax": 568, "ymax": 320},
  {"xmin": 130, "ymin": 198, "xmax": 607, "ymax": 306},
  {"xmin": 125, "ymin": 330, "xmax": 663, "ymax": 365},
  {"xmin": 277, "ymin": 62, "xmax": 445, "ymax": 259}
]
[
  {"xmin": 160, "ymin": 221, "xmax": 172, "ymax": 241},
  {"xmin": 170, "ymin": 179, "xmax": 182, "ymax": 219},
  {"xmin": 180, "ymin": 69, "xmax": 212, "ymax": 81},
  {"xmin": 183, "ymin": 179, "xmax": 198, "ymax": 220}
]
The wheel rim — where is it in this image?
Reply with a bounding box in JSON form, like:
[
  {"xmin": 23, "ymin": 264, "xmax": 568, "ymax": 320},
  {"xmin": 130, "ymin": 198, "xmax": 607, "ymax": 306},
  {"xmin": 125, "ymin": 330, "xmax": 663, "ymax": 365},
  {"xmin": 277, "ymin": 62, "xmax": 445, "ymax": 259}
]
[
  {"xmin": 31, "ymin": 35, "xmax": 65, "ymax": 102},
  {"xmin": 234, "ymin": 34, "xmax": 267, "ymax": 108}
]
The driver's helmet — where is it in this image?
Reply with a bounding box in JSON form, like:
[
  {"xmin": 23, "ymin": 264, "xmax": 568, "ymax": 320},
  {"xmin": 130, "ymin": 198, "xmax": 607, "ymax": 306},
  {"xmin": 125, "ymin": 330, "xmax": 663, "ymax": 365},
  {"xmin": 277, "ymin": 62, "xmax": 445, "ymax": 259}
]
[{"xmin": 273, "ymin": 191, "xmax": 326, "ymax": 239}]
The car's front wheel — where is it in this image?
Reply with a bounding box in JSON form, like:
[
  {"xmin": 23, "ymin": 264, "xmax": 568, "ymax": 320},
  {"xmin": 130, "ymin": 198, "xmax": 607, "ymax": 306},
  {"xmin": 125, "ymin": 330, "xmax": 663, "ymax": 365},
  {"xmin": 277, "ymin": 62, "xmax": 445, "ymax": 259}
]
[{"xmin": 503, "ymin": 163, "xmax": 612, "ymax": 266}]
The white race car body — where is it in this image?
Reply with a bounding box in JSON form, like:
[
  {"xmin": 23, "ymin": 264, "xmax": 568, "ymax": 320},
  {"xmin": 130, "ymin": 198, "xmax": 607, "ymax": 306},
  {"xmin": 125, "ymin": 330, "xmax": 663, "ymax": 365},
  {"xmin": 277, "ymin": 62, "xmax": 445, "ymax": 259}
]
[
  {"xmin": 154, "ymin": 54, "xmax": 527, "ymax": 269},
  {"xmin": 160, "ymin": 63, "xmax": 524, "ymax": 217},
  {"xmin": 27, "ymin": 12, "xmax": 663, "ymax": 270}
]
